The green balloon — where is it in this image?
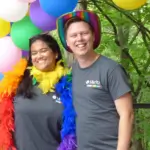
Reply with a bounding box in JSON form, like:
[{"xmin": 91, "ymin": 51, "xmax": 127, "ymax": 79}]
[{"xmin": 11, "ymin": 16, "xmax": 42, "ymax": 50}]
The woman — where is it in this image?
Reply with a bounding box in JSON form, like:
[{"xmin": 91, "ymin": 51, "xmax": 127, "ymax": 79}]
[{"xmin": 0, "ymin": 34, "xmax": 76, "ymax": 150}]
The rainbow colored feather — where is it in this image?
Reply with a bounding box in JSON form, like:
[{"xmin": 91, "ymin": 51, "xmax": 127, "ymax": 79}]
[
  {"xmin": 0, "ymin": 59, "xmax": 27, "ymax": 150},
  {"xmin": 0, "ymin": 59, "xmax": 77, "ymax": 150}
]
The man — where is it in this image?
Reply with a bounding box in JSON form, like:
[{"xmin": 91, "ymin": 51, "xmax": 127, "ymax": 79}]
[{"xmin": 57, "ymin": 10, "xmax": 134, "ymax": 150}]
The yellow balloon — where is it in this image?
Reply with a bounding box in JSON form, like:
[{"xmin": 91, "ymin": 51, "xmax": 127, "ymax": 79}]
[
  {"xmin": 112, "ymin": 0, "xmax": 147, "ymax": 10},
  {"xmin": 0, "ymin": 18, "xmax": 10, "ymax": 37}
]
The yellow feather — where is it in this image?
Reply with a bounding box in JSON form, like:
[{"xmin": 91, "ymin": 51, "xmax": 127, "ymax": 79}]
[{"xmin": 29, "ymin": 60, "xmax": 68, "ymax": 94}]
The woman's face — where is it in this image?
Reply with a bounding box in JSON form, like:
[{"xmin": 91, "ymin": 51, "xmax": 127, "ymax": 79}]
[{"xmin": 30, "ymin": 40, "xmax": 57, "ymax": 72}]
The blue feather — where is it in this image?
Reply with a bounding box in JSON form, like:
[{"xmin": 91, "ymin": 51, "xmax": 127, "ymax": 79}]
[{"xmin": 55, "ymin": 73, "xmax": 76, "ymax": 139}]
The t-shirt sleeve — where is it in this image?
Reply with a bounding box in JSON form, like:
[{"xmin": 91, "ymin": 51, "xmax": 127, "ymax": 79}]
[{"xmin": 108, "ymin": 64, "xmax": 131, "ymax": 100}]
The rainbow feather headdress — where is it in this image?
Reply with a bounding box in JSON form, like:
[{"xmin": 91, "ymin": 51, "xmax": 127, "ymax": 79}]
[{"xmin": 0, "ymin": 59, "xmax": 77, "ymax": 150}]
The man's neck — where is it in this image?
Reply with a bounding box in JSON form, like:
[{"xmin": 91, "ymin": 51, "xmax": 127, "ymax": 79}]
[{"xmin": 76, "ymin": 52, "xmax": 100, "ymax": 68}]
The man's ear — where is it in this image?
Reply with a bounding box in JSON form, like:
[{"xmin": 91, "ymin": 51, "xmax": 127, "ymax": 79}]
[
  {"xmin": 55, "ymin": 52, "xmax": 58, "ymax": 59},
  {"xmin": 66, "ymin": 40, "xmax": 70, "ymax": 47},
  {"xmin": 93, "ymin": 32, "xmax": 95, "ymax": 42}
]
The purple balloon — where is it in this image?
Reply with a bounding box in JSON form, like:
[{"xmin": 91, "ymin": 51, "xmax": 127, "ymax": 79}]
[
  {"xmin": 30, "ymin": 0, "xmax": 56, "ymax": 31},
  {"xmin": 22, "ymin": 50, "xmax": 29, "ymax": 58}
]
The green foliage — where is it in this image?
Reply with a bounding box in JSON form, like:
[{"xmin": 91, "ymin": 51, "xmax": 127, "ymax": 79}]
[{"xmin": 87, "ymin": 0, "xmax": 150, "ymax": 149}]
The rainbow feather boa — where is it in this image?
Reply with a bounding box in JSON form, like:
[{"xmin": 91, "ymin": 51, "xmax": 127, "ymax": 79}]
[
  {"xmin": 0, "ymin": 59, "xmax": 77, "ymax": 150},
  {"xmin": 56, "ymin": 73, "xmax": 77, "ymax": 150}
]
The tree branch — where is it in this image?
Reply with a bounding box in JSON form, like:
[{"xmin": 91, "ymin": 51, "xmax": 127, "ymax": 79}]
[
  {"xmin": 135, "ymin": 56, "xmax": 150, "ymax": 97},
  {"xmin": 129, "ymin": 18, "xmax": 147, "ymax": 46},
  {"xmin": 104, "ymin": 0, "xmax": 150, "ymax": 35},
  {"xmin": 123, "ymin": 50, "xmax": 141, "ymax": 75},
  {"xmin": 140, "ymin": 30, "xmax": 150, "ymax": 54},
  {"xmin": 91, "ymin": 0, "xmax": 120, "ymax": 45},
  {"xmin": 129, "ymin": 30, "xmax": 140, "ymax": 46}
]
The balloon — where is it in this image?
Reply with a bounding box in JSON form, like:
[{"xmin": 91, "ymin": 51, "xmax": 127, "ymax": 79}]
[
  {"xmin": 30, "ymin": 0, "xmax": 56, "ymax": 31},
  {"xmin": 0, "ymin": 0, "xmax": 28, "ymax": 22},
  {"xmin": 11, "ymin": 16, "xmax": 42, "ymax": 50},
  {"xmin": 112, "ymin": 0, "xmax": 147, "ymax": 10},
  {"xmin": 0, "ymin": 18, "xmax": 11, "ymax": 37},
  {"xmin": 0, "ymin": 36, "xmax": 21, "ymax": 73},
  {"xmin": 22, "ymin": 50, "xmax": 29, "ymax": 58},
  {"xmin": 19, "ymin": 0, "xmax": 36, "ymax": 3},
  {"xmin": 0, "ymin": 73, "xmax": 3, "ymax": 81},
  {"xmin": 39, "ymin": 0, "xmax": 78, "ymax": 17}
]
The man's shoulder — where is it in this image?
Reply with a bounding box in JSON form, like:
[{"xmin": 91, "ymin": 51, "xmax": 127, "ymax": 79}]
[
  {"xmin": 97, "ymin": 55, "xmax": 119, "ymax": 72},
  {"xmin": 100, "ymin": 55, "xmax": 118, "ymax": 66},
  {"xmin": 71, "ymin": 55, "xmax": 119, "ymax": 72}
]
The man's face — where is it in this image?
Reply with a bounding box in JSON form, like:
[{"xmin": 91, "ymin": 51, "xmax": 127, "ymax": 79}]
[{"xmin": 66, "ymin": 21, "xmax": 94, "ymax": 57}]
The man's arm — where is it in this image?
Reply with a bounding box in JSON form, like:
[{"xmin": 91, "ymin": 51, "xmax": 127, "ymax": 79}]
[{"xmin": 115, "ymin": 92, "xmax": 134, "ymax": 150}]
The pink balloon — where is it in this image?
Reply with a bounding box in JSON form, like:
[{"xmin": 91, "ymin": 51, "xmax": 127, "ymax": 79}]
[
  {"xmin": 19, "ymin": 0, "xmax": 36, "ymax": 3},
  {"xmin": 0, "ymin": 36, "xmax": 22, "ymax": 73}
]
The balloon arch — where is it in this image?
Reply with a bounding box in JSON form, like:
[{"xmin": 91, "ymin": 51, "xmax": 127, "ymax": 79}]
[{"xmin": 0, "ymin": 0, "xmax": 147, "ymax": 77}]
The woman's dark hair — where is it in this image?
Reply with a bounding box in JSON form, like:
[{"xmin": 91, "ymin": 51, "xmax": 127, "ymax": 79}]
[
  {"xmin": 16, "ymin": 34, "xmax": 63, "ymax": 98},
  {"xmin": 64, "ymin": 17, "xmax": 94, "ymax": 35}
]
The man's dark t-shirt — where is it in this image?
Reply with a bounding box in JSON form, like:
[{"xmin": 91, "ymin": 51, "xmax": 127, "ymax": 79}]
[{"xmin": 72, "ymin": 55, "xmax": 131, "ymax": 150}]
